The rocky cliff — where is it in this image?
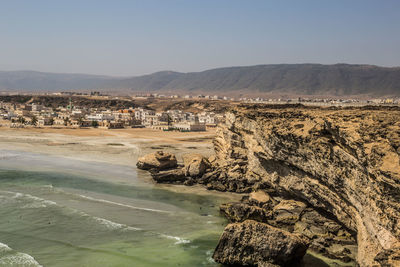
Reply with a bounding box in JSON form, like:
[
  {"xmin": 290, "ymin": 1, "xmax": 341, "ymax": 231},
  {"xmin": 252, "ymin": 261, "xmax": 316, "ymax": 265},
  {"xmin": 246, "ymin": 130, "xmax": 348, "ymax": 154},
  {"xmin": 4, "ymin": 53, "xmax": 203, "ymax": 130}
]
[{"xmin": 212, "ymin": 105, "xmax": 400, "ymax": 266}]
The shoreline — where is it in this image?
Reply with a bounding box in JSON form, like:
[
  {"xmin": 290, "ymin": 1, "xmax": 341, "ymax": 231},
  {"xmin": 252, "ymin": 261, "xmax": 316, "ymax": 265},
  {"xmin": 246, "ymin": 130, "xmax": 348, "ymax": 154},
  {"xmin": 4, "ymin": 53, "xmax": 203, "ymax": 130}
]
[
  {"xmin": 0, "ymin": 127, "xmax": 216, "ymax": 166},
  {"xmin": 0, "ymin": 127, "xmax": 241, "ymax": 199}
]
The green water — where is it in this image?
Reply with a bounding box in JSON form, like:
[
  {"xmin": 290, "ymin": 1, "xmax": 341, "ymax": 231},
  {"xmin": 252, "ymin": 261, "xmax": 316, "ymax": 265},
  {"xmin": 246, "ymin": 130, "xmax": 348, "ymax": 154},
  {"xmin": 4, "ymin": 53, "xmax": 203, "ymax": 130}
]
[
  {"xmin": 0, "ymin": 150, "xmax": 234, "ymax": 266},
  {"xmin": 0, "ymin": 150, "xmax": 351, "ymax": 267}
]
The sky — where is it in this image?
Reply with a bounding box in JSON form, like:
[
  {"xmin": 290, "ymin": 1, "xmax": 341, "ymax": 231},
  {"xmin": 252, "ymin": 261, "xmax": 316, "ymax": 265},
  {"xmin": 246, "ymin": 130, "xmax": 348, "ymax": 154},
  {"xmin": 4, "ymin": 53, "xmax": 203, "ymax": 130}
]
[{"xmin": 0, "ymin": 0, "xmax": 399, "ymax": 76}]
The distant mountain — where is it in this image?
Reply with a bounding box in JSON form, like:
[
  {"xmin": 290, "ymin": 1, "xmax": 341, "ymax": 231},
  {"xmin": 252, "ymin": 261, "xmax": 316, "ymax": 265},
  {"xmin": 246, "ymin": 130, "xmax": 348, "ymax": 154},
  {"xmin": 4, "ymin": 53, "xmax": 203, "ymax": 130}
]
[{"xmin": 1, "ymin": 64, "xmax": 399, "ymax": 96}]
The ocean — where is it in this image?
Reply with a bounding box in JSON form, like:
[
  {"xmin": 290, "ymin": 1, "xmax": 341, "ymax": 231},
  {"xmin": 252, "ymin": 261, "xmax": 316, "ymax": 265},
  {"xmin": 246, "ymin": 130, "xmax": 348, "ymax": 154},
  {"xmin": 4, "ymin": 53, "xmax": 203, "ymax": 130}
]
[{"xmin": 0, "ymin": 150, "xmax": 233, "ymax": 266}]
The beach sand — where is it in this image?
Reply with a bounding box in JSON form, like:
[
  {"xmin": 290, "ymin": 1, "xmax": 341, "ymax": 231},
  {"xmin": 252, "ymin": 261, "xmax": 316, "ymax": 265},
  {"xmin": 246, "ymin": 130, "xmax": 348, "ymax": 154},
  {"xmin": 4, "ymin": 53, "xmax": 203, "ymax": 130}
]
[
  {"xmin": 0, "ymin": 127, "xmax": 216, "ymax": 166},
  {"xmin": 0, "ymin": 126, "xmax": 222, "ymax": 196}
]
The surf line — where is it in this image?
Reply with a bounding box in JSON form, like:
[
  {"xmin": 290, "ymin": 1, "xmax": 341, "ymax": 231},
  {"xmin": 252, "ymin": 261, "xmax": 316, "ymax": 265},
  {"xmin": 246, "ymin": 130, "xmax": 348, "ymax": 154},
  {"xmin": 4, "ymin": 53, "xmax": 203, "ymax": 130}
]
[{"xmin": 78, "ymin": 194, "xmax": 172, "ymax": 214}]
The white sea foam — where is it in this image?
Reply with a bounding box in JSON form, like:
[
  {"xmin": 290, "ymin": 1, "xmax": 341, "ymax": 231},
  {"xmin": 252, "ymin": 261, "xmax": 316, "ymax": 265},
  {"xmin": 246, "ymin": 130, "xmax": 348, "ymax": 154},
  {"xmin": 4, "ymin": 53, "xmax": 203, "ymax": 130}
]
[
  {"xmin": 0, "ymin": 253, "xmax": 43, "ymax": 267},
  {"xmin": 21, "ymin": 203, "xmax": 48, "ymax": 209},
  {"xmin": 78, "ymin": 194, "xmax": 170, "ymax": 214},
  {"xmin": 205, "ymin": 250, "xmax": 215, "ymax": 264},
  {"xmin": 0, "ymin": 191, "xmax": 56, "ymax": 208},
  {"xmin": 71, "ymin": 209, "xmax": 141, "ymax": 232},
  {"xmin": 91, "ymin": 216, "xmax": 141, "ymax": 231},
  {"xmin": 0, "ymin": 242, "xmax": 42, "ymax": 267},
  {"xmin": 11, "ymin": 192, "xmax": 57, "ymax": 208},
  {"xmin": 0, "ymin": 242, "xmax": 11, "ymax": 253},
  {"xmin": 92, "ymin": 217, "xmax": 126, "ymax": 230},
  {"xmin": 161, "ymin": 234, "xmax": 191, "ymax": 245}
]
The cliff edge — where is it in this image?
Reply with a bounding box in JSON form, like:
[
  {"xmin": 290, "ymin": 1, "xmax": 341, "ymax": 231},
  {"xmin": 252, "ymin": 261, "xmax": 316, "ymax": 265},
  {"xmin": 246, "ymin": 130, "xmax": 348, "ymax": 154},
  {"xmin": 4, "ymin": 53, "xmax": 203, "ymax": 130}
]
[{"xmin": 212, "ymin": 105, "xmax": 400, "ymax": 266}]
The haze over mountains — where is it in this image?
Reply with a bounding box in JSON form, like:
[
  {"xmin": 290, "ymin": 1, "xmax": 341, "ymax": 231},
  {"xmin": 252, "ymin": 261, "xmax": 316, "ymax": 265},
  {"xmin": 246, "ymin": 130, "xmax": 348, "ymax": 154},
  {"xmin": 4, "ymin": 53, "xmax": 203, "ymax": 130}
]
[{"xmin": 1, "ymin": 64, "xmax": 399, "ymax": 96}]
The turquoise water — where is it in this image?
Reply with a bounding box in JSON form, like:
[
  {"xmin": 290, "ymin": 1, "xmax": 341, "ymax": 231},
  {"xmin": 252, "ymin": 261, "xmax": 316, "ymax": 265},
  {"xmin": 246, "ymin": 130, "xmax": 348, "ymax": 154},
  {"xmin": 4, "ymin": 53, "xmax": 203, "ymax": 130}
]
[{"xmin": 0, "ymin": 150, "xmax": 235, "ymax": 266}]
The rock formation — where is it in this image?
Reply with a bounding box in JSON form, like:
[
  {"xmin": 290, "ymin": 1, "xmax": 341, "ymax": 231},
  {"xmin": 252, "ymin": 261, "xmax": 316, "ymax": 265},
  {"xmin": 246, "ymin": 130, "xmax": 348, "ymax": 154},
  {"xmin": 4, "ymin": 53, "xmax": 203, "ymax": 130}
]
[
  {"xmin": 136, "ymin": 151, "xmax": 177, "ymax": 171},
  {"xmin": 213, "ymin": 220, "xmax": 309, "ymax": 267},
  {"xmin": 219, "ymin": 194, "xmax": 357, "ymax": 263},
  {"xmin": 137, "ymin": 152, "xmax": 211, "ymax": 185},
  {"xmin": 211, "ymin": 105, "xmax": 400, "ymax": 266},
  {"xmin": 182, "ymin": 153, "xmax": 211, "ymax": 178},
  {"xmin": 136, "ymin": 105, "xmax": 400, "ymax": 266}
]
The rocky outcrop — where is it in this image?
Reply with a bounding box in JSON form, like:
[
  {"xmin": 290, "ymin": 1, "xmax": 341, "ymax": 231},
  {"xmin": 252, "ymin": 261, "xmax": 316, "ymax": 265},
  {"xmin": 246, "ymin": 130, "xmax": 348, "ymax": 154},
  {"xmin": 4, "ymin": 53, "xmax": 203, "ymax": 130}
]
[
  {"xmin": 136, "ymin": 151, "xmax": 177, "ymax": 171},
  {"xmin": 138, "ymin": 152, "xmax": 211, "ymax": 184},
  {"xmin": 212, "ymin": 105, "xmax": 400, "ymax": 266},
  {"xmin": 374, "ymin": 248, "xmax": 400, "ymax": 267},
  {"xmin": 213, "ymin": 220, "xmax": 309, "ymax": 267},
  {"xmin": 220, "ymin": 194, "xmax": 357, "ymax": 262},
  {"xmin": 150, "ymin": 168, "xmax": 186, "ymax": 183},
  {"xmin": 136, "ymin": 105, "xmax": 400, "ymax": 266},
  {"xmin": 182, "ymin": 153, "xmax": 211, "ymax": 177}
]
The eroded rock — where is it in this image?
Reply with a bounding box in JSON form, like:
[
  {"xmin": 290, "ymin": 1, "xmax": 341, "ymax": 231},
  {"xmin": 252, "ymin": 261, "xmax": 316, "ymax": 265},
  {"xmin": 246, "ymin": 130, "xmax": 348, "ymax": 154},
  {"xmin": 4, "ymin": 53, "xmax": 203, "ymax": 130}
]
[
  {"xmin": 212, "ymin": 105, "xmax": 400, "ymax": 266},
  {"xmin": 273, "ymin": 200, "xmax": 307, "ymax": 225},
  {"xmin": 213, "ymin": 220, "xmax": 309, "ymax": 266},
  {"xmin": 150, "ymin": 168, "xmax": 186, "ymax": 183},
  {"xmin": 182, "ymin": 153, "xmax": 210, "ymax": 178},
  {"xmin": 219, "ymin": 195, "xmax": 357, "ymax": 262},
  {"xmin": 136, "ymin": 151, "xmax": 177, "ymax": 171},
  {"xmin": 220, "ymin": 202, "xmax": 270, "ymax": 223}
]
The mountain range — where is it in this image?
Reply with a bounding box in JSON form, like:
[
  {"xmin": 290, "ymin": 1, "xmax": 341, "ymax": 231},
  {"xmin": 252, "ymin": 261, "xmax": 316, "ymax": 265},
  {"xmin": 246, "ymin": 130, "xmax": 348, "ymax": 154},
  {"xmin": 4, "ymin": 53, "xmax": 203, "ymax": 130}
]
[{"xmin": 1, "ymin": 64, "xmax": 399, "ymax": 96}]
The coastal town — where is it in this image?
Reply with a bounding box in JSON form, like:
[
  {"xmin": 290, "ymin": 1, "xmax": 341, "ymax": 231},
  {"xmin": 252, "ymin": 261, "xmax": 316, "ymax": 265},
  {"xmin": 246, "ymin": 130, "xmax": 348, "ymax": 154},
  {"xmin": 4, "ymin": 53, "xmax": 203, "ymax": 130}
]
[
  {"xmin": 0, "ymin": 96, "xmax": 224, "ymax": 131},
  {"xmin": 1, "ymin": 92, "xmax": 399, "ymax": 131}
]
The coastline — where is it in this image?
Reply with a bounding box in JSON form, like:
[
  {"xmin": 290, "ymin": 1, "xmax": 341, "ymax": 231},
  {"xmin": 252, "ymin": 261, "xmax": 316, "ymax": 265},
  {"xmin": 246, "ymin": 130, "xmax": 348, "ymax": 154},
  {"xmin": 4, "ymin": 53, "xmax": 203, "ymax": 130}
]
[
  {"xmin": 0, "ymin": 127, "xmax": 215, "ymax": 165},
  {"xmin": 0, "ymin": 126, "xmax": 241, "ymax": 201},
  {"xmin": 0, "ymin": 127, "xmax": 242, "ymax": 266}
]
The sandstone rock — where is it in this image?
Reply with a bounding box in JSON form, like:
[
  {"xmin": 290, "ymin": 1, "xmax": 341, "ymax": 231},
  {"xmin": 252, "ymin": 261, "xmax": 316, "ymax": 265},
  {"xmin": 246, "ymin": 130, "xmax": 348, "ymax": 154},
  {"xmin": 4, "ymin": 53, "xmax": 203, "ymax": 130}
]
[
  {"xmin": 136, "ymin": 151, "xmax": 177, "ymax": 170},
  {"xmin": 206, "ymin": 181, "xmax": 226, "ymax": 192},
  {"xmin": 374, "ymin": 247, "xmax": 400, "ymax": 267},
  {"xmin": 208, "ymin": 155, "xmax": 216, "ymax": 164},
  {"xmin": 150, "ymin": 168, "xmax": 185, "ymax": 183},
  {"xmin": 220, "ymin": 202, "xmax": 270, "ymax": 223},
  {"xmin": 213, "ymin": 220, "xmax": 309, "ymax": 266},
  {"xmin": 182, "ymin": 153, "xmax": 210, "ymax": 177},
  {"xmin": 219, "ymin": 192, "xmax": 357, "ymax": 262},
  {"xmin": 249, "ymin": 190, "xmax": 272, "ymax": 205},
  {"xmin": 212, "ymin": 106, "xmax": 400, "ymax": 266},
  {"xmin": 273, "ymin": 200, "xmax": 307, "ymax": 224}
]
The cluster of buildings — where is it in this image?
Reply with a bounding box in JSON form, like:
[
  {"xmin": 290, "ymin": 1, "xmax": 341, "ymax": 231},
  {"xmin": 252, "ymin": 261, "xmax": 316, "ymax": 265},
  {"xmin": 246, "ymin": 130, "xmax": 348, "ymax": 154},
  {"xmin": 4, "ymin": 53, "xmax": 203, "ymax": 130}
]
[
  {"xmin": 133, "ymin": 93, "xmax": 235, "ymax": 101},
  {"xmin": 0, "ymin": 101, "xmax": 223, "ymax": 131},
  {"xmin": 244, "ymin": 97, "xmax": 400, "ymax": 106}
]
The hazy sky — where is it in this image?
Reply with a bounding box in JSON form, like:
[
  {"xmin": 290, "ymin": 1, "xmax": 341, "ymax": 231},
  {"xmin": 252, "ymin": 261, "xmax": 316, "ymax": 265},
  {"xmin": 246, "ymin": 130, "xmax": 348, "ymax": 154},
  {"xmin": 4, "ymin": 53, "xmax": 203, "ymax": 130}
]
[{"xmin": 1, "ymin": 0, "xmax": 399, "ymax": 76}]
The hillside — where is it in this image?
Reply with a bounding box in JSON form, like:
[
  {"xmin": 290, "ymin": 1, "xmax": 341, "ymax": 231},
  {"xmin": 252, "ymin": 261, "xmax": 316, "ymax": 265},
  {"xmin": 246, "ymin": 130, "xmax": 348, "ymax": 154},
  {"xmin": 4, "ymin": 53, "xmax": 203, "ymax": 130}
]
[{"xmin": 1, "ymin": 64, "xmax": 399, "ymax": 96}]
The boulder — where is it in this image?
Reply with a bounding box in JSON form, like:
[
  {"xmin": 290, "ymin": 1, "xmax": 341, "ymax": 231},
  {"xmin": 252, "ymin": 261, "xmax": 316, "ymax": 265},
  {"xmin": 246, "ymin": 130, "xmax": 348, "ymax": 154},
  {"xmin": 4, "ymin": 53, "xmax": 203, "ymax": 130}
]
[
  {"xmin": 213, "ymin": 220, "xmax": 309, "ymax": 266},
  {"xmin": 136, "ymin": 151, "xmax": 177, "ymax": 170},
  {"xmin": 182, "ymin": 153, "xmax": 210, "ymax": 177},
  {"xmin": 151, "ymin": 168, "xmax": 186, "ymax": 183}
]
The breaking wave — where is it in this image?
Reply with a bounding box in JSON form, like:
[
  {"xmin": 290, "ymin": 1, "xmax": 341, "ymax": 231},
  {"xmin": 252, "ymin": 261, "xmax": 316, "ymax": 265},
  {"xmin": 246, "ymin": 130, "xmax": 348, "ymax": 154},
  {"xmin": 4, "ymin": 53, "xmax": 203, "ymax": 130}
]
[
  {"xmin": 0, "ymin": 191, "xmax": 57, "ymax": 209},
  {"xmin": 0, "ymin": 242, "xmax": 42, "ymax": 267},
  {"xmin": 77, "ymin": 194, "xmax": 171, "ymax": 214},
  {"xmin": 91, "ymin": 216, "xmax": 142, "ymax": 231},
  {"xmin": 161, "ymin": 234, "xmax": 191, "ymax": 245}
]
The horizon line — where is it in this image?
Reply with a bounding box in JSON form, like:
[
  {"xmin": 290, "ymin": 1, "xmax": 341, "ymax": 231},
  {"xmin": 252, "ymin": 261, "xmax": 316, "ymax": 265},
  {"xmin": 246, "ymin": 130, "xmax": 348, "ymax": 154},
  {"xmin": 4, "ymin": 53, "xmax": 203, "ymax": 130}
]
[{"xmin": 1, "ymin": 62, "xmax": 399, "ymax": 78}]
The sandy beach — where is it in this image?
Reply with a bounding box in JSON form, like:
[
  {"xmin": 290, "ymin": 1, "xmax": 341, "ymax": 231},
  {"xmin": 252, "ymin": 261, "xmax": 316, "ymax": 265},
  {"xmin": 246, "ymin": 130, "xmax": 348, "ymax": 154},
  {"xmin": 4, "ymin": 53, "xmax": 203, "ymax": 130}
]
[
  {"xmin": 0, "ymin": 126, "xmax": 228, "ymax": 198},
  {"xmin": 0, "ymin": 127, "xmax": 216, "ymax": 166}
]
